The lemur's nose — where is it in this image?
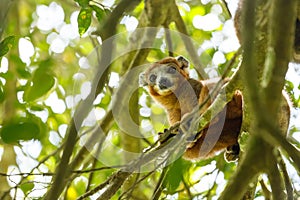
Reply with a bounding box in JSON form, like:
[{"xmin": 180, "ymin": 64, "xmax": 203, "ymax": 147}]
[{"xmin": 159, "ymin": 78, "xmax": 172, "ymax": 89}]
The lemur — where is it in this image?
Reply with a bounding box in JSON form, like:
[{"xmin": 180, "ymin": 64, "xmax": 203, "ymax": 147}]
[{"xmin": 139, "ymin": 56, "xmax": 243, "ymax": 161}]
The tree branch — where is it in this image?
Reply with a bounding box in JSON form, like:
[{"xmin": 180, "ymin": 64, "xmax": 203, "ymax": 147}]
[
  {"xmin": 220, "ymin": 136, "xmax": 264, "ymax": 199},
  {"xmin": 69, "ymin": 110, "xmax": 113, "ymax": 170},
  {"xmin": 263, "ymin": 0, "xmax": 297, "ymax": 110},
  {"xmin": 259, "ymin": 122, "xmax": 300, "ymax": 172},
  {"xmin": 151, "ymin": 166, "xmax": 168, "ymax": 200},
  {"xmin": 95, "ymin": 0, "xmax": 142, "ymax": 40},
  {"xmin": 171, "ymin": 1, "xmax": 208, "ymax": 79},
  {"xmin": 278, "ymin": 152, "xmax": 294, "ymax": 200},
  {"xmin": 44, "ymin": 120, "xmax": 80, "ymax": 200},
  {"xmin": 0, "ymin": 0, "xmax": 13, "ymax": 39},
  {"xmin": 267, "ymin": 151, "xmax": 286, "ymax": 200},
  {"xmin": 259, "ymin": 179, "xmax": 271, "ymax": 199}
]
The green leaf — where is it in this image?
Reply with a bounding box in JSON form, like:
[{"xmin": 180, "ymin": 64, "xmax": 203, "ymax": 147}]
[
  {"xmin": 165, "ymin": 158, "xmax": 190, "ymax": 193},
  {"xmin": 0, "ymin": 113, "xmax": 46, "ymax": 143},
  {"xmin": 23, "ymin": 67, "xmax": 55, "ymax": 102},
  {"xmin": 20, "ymin": 182, "xmax": 34, "ymax": 194},
  {"xmin": 74, "ymin": 178, "xmax": 87, "ymax": 196},
  {"xmin": 30, "ymin": 104, "xmax": 46, "ymax": 111},
  {"xmin": 39, "ymin": 58, "xmax": 54, "ymax": 68},
  {"xmin": 78, "ymin": 8, "xmax": 92, "ymax": 36},
  {"xmin": 10, "ymin": 55, "xmax": 31, "ymax": 79},
  {"xmin": 75, "ymin": 0, "xmax": 90, "ymax": 7},
  {"xmin": 91, "ymin": 5, "xmax": 105, "ymax": 22},
  {"xmin": 17, "ymin": 68, "xmax": 31, "ymax": 79},
  {"xmin": 100, "ymin": 92, "xmax": 111, "ymax": 106},
  {"xmin": 285, "ymin": 80, "xmax": 294, "ymax": 91},
  {"xmin": 199, "ymin": 48, "xmax": 215, "ymax": 66},
  {"xmin": 0, "ymin": 36, "xmax": 16, "ymax": 57},
  {"xmin": 0, "ymin": 121, "xmax": 40, "ymax": 143}
]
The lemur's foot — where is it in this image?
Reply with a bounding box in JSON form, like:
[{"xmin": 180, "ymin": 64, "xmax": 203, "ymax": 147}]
[
  {"xmin": 158, "ymin": 128, "xmax": 178, "ymax": 143},
  {"xmin": 180, "ymin": 113, "xmax": 194, "ymax": 134},
  {"xmin": 224, "ymin": 143, "xmax": 240, "ymax": 162}
]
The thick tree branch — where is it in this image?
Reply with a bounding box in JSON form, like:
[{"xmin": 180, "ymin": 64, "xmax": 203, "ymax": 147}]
[
  {"xmin": 263, "ymin": 0, "xmax": 297, "ymax": 110},
  {"xmin": 258, "ymin": 122, "xmax": 300, "ymax": 172},
  {"xmin": 0, "ymin": 1, "xmax": 19, "ymax": 197},
  {"xmin": 44, "ymin": 120, "xmax": 81, "ymax": 200},
  {"xmin": 240, "ymin": 0, "xmax": 260, "ymax": 109},
  {"xmin": 220, "ymin": 136, "xmax": 264, "ymax": 199}
]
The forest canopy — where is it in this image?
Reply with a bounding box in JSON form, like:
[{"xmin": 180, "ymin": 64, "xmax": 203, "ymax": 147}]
[{"xmin": 0, "ymin": 0, "xmax": 299, "ymax": 199}]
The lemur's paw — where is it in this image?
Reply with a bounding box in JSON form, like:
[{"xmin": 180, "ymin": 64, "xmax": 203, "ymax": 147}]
[
  {"xmin": 158, "ymin": 128, "xmax": 178, "ymax": 144},
  {"xmin": 224, "ymin": 143, "xmax": 240, "ymax": 162}
]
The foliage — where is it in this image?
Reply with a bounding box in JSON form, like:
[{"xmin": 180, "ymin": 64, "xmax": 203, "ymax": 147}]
[
  {"xmin": 0, "ymin": 0, "xmax": 299, "ymax": 199},
  {"xmin": 0, "ymin": 36, "xmax": 16, "ymax": 58}
]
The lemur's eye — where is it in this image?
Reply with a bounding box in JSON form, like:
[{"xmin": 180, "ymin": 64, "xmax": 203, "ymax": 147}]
[
  {"xmin": 167, "ymin": 66, "xmax": 177, "ymax": 74},
  {"xmin": 149, "ymin": 74, "xmax": 157, "ymax": 83}
]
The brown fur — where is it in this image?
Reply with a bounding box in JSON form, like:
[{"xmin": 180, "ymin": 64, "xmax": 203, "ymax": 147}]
[
  {"xmin": 184, "ymin": 90, "xmax": 243, "ymax": 159},
  {"xmin": 140, "ymin": 56, "xmax": 243, "ymax": 161}
]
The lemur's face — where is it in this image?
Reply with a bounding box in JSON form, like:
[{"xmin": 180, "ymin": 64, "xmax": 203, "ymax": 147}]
[{"xmin": 139, "ymin": 56, "xmax": 190, "ymax": 96}]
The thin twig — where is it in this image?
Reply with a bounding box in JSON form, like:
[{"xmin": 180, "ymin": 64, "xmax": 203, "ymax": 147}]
[
  {"xmin": 164, "ymin": 23, "xmax": 174, "ymax": 57},
  {"xmin": 267, "ymin": 152, "xmax": 286, "ymax": 200},
  {"xmin": 182, "ymin": 175, "xmax": 193, "ymax": 199},
  {"xmin": 171, "ymin": 2, "xmax": 207, "ymax": 79},
  {"xmin": 259, "ymin": 179, "xmax": 271, "ymax": 200},
  {"xmin": 86, "ymin": 141, "xmax": 106, "ymax": 192},
  {"xmin": 151, "ymin": 166, "xmax": 168, "ymax": 200},
  {"xmin": 218, "ymin": 0, "xmax": 232, "ymax": 18},
  {"xmin": 277, "ymin": 151, "xmax": 294, "ymax": 200},
  {"xmin": 118, "ymin": 161, "xmax": 165, "ymax": 200}
]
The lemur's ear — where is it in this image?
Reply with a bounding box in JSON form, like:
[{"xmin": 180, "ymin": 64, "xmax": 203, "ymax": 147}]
[
  {"xmin": 139, "ymin": 72, "xmax": 148, "ymax": 86},
  {"xmin": 176, "ymin": 56, "xmax": 189, "ymax": 69}
]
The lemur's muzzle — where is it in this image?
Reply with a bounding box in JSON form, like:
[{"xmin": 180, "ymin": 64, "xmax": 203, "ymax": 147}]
[{"xmin": 158, "ymin": 78, "xmax": 173, "ymax": 90}]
